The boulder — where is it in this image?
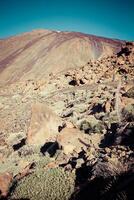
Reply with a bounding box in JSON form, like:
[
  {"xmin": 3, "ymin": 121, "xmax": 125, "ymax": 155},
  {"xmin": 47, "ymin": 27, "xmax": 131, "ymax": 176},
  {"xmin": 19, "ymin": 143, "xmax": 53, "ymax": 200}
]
[
  {"xmin": 122, "ymin": 104, "xmax": 134, "ymax": 121},
  {"xmin": 27, "ymin": 103, "xmax": 63, "ymax": 145},
  {"xmin": 121, "ymin": 96, "xmax": 134, "ymax": 108},
  {"xmin": 75, "ymin": 158, "xmax": 85, "ymax": 169},
  {"xmin": 124, "ymin": 87, "xmax": 134, "ymax": 98},
  {"xmin": 104, "ymin": 100, "xmax": 112, "ymax": 113},
  {"xmin": 57, "ymin": 128, "xmax": 90, "ymax": 155},
  {"xmin": 117, "ymin": 56, "xmax": 125, "ymax": 65},
  {"xmin": 0, "ymin": 172, "xmax": 13, "ymax": 198},
  {"xmin": 65, "ymin": 121, "xmax": 75, "ymax": 129}
]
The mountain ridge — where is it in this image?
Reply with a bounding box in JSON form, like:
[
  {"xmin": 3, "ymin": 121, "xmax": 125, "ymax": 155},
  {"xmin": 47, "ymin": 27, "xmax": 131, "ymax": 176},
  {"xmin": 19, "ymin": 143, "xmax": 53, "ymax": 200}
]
[
  {"xmin": 0, "ymin": 29, "xmax": 125, "ymax": 42},
  {"xmin": 0, "ymin": 29, "xmax": 125, "ymax": 86}
]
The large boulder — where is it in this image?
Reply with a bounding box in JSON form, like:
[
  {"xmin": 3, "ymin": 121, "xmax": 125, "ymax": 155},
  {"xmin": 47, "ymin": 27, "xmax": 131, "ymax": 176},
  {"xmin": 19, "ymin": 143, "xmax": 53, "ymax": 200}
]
[
  {"xmin": 57, "ymin": 127, "xmax": 90, "ymax": 155},
  {"xmin": 27, "ymin": 103, "xmax": 63, "ymax": 145}
]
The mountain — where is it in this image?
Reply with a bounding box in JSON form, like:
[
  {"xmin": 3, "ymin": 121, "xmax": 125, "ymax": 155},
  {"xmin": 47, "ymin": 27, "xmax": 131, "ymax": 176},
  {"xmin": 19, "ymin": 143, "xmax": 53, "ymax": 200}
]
[{"xmin": 0, "ymin": 29, "xmax": 124, "ymax": 85}]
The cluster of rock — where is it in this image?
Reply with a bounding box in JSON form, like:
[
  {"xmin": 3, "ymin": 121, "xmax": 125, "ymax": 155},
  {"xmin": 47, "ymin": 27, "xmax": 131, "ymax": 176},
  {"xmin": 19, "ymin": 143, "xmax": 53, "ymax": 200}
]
[
  {"xmin": 63, "ymin": 42, "xmax": 134, "ymax": 86},
  {"xmin": 0, "ymin": 42, "xmax": 134, "ymax": 199}
]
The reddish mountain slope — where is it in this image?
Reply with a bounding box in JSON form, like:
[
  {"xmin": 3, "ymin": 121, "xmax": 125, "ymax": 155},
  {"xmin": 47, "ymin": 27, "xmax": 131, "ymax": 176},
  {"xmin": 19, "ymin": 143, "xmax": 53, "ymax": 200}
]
[{"xmin": 0, "ymin": 29, "xmax": 124, "ymax": 85}]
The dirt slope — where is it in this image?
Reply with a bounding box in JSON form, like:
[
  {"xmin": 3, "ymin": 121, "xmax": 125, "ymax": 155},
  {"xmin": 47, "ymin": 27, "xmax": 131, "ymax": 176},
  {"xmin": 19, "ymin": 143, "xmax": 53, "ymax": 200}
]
[{"xmin": 0, "ymin": 29, "xmax": 124, "ymax": 85}]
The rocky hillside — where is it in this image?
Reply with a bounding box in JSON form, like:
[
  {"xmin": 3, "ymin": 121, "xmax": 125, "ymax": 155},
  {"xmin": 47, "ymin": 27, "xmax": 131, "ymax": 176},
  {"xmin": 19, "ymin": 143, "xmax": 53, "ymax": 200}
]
[
  {"xmin": 0, "ymin": 33, "xmax": 134, "ymax": 200},
  {"xmin": 0, "ymin": 29, "xmax": 124, "ymax": 86}
]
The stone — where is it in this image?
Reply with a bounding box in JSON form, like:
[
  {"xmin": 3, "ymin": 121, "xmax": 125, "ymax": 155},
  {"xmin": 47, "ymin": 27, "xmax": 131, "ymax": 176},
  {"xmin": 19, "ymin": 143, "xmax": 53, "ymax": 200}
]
[
  {"xmin": 88, "ymin": 133, "xmax": 102, "ymax": 148},
  {"xmin": 117, "ymin": 56, "xmax": 125, "ymax": 65},
  {"xmin": 121, "ymin": 96, "xmax": 134, "ymax": 108},
  {"xmin": 104, "ymin": 100, "xmax": 111, "ymax": 113},
  {"xmin": 15, "ymin": 162, "xmax": 34, "ymax": 180},
  {"xmin": 105, "ymin": 147, "xmax": 111, "ymax": 154},
  {"xmin": 121, "ymin": 151, "xmax": 126, "ymax": 157},
  {"xmin": 64, "ymin": 164, "xmax": 72, "ymax": 171},
  {"xmin": 65, "ymin": 121, "xmax": 75, "ymax": 129},
  {"xmin": 57, "ymin": 128, "xmax": 90, "ymax": 155},
  {"xmin": 27, "ymin": 103, "xmax": 63, "ymax": 145},
  {"xmin": 122, "ymin": 104, "xmax": 134, "ymax": 121},
  {"xmin": 0, "ymin": 153, "xmax": 5, "ymax": 163},
  {"xmin": 103, "ymin": 155, "xmax": 109, "ymax": 162},
  {"xmin": 44, "ymin": 162, "xmax": 58, "ymax": 169},
  {"xmin": 0, "ymin": 138, "xmax": 8, "ymax": 147},
  {"xmin": 61, "ymin": 109, "xmax": 73, "ymax": 118},
  {"xmin": 75, "ymin": 158, "xmax": 85, "ymax": 169},
  {"xmin": 0, "ymin": 172, "xmax": 13, "ymax": 197},
  {"xmin": 124, "ymin": 87, "xmax": 134, "ymax": 98},
  {"xmin": 63, "ymin": 144, "xmax": 76, "ymax": 155},
  {"xmin": 7, "ymin": 132, "xmax": 26, "ymax": 146}
]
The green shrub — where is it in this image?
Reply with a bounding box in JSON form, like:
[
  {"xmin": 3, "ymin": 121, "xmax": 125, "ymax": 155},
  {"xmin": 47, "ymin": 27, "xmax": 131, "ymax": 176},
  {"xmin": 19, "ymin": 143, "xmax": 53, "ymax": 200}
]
[{"xmin": 10, "ymin": 167, "xmax": 75, "ymax": 200}]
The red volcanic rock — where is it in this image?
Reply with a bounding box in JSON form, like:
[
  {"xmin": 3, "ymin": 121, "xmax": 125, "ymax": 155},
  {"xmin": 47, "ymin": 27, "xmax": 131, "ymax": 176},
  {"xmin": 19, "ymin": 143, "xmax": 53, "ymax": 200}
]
[
  {"xmin": 57, "ymin": 127, "xmax": 90, "ymax": 154},
  {"xmin": 27, "ymin": 103, "xmax": 63, "ymax": 145},
  {"xmin": 0, "ymin": 172, "xmax": 13, "ymax": 197},
  {"xmin": 104, "ymin": 100, "xmax": 112, "ymax": 113},
  {"xmin": 0, "ymin": 29, "xmax": 124, "ymax": 86}
]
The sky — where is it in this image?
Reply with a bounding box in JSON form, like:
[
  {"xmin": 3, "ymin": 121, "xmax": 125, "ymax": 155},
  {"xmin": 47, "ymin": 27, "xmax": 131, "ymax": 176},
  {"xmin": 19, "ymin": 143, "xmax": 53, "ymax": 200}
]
[{"xmin": 0, "ymin": 0, "xmax": 134, "ymax": 40}]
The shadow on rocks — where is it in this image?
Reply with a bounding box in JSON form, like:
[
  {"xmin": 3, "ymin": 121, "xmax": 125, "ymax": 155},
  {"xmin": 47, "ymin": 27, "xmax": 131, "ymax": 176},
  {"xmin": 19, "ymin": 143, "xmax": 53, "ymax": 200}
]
[
  {"xmin": 70, "ymin": 170, "xmax": 134, "ymax": 200},
  {"xmin": 40, "ymin": 141, "xmax": 60, "ymax": 157}
]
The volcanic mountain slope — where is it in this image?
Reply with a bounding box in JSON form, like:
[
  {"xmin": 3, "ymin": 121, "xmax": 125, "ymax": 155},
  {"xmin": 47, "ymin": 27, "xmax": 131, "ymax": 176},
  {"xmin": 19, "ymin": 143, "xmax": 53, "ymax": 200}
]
[
  {"xmin": 0, "ymin": 29, "xmax": 124, "ymax": 85},
  {"xmin": 0, "ymin": 31, "xmax": 134, "ymax": 200}
]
